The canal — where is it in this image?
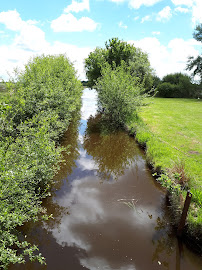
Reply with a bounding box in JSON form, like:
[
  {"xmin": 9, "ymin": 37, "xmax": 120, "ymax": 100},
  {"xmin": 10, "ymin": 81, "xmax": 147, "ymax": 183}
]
[{"xmin": 10, "ymin": 88, "xmax": 202, "ymax": 270}]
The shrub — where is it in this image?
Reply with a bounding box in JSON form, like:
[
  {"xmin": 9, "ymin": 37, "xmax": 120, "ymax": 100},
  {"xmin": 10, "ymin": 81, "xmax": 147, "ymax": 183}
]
[
  {"xmin": 0, "ymin": 54, "xmax": 82, "ymax": 269},
  {"xmin": 156, "ymin": 73, "xmax": 197, "ymax": 98},
  {"xmin": 96, "ymin": 63, "xmax": 146, "ymax": 127}
]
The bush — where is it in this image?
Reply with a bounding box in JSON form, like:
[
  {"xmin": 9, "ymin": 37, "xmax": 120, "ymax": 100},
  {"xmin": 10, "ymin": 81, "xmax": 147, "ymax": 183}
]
[
  {"xmin": 0, "ymin": 54, "xmax": 82, "ymax": 269},
  {"xmin": 156, "ymin": 82, "xmax": 179, "ymax": 98},
  {"xmin": 96, "ymin": 63, "xmax": 146, "ymax": 127},
  {"xmin": 156, "ymin": 73, "xmax": 197, "ymax": 98}
]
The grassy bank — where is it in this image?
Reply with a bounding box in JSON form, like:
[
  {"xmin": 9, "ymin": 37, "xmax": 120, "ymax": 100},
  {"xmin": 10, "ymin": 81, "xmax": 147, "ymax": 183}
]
[{"xmin": 129, "ymin": 98, "xmax": 202, "ymax": 251}]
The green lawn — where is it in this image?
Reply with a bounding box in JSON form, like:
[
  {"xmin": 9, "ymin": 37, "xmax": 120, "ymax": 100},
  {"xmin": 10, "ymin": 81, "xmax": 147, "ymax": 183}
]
[
  {"xmin": 129, "ymin": 98, "xmax": 202, "ymax": 242},
  {"xmin": 139, "ymin": 98, "xmax": 202, "ymax": 184}
]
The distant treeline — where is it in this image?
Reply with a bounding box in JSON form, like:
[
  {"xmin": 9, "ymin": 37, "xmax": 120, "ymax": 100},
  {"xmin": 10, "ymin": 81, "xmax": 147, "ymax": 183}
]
[{"xmin": 152, "ymin": 73, "xmax": 202, "ymax": 98}]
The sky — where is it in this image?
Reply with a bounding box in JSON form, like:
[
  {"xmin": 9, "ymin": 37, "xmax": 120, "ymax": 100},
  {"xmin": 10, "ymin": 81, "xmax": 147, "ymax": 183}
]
[{"xmin": 0, "ymin": 0, "xmax": 201, "ymax": 81}]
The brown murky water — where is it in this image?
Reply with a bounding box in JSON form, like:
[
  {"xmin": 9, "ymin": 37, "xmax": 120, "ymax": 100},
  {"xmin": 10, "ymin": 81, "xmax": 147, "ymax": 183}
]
[{"xmin": 10, "ymin": 89, "xmax": 202, "ymax": 270}]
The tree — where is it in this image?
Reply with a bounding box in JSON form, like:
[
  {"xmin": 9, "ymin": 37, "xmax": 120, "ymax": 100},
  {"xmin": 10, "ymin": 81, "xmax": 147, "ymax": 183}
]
[
  {"xmin": 85, "ymin": 38, "xmax": 153, "ymax": 90},
  {"xmin": 156, "ymin": 73, "xmax": 196, "ymax": 98},
  {"xmin": 187, "ymin": 24, "xmax": 202, "ymax": 82}
]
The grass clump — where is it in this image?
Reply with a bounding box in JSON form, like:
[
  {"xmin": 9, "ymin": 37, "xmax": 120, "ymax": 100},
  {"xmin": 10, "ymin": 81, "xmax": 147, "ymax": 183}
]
[{"xmin": 129, "ymin": 97, "xmax": 202, "ymax": 250}]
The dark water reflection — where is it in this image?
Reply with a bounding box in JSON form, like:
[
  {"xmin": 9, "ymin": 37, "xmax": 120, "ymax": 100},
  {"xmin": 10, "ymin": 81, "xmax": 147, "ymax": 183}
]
[{"xmin": 10, "ymin": 89, "xmax": 202, "ymax": 270}]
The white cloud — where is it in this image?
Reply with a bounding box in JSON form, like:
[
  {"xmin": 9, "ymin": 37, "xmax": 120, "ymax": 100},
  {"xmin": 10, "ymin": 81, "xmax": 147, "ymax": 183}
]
[
  {"xmin": 168, "ymin": 38, "xmax": 200, "ymax": 62},
  {"xmin": 174, "ymin": 7, "xmax": 190, "ymax": 13},
  {"xmin": 26, "ymin": 19, "xmax": 39, "ymax": 25},
  {"xmin": 45, "ymin": 41, "xmax": 91, "ymax": 80},
  {"xmin": 51, "ymin": 13, "xmax": 97, "ymax": 32},
  {"xmin": 141, "ymin": 15, "xmax": 151, "ymax": 23},
  {"xmin": 134, "ymin": 16, "xmax": 139, "ymax": 21},
  {"xmin": 0, "ymin": 10, "xmax": 92, "ymax": 81},
  {"xmin": 110, "ymin": 0, "xmax": 125, "ymax": 3},
  {"xmin": 172, "ymin": 0, "xmax": 202, "ymax": 24},
  {"xmin": 109, "ymin": 0, "xmax": 201, "ymax": 24},
  {"xmin": 152, "ymin": 31, "xmax": 160, "ymax": 35},
  {"xmin": 0, "ymin": 10, "xmax": 24, "ymax": 31},
  {"xmin": 156, "ymin": 6, "xmax": 172, "ymax": 21},
  {"xmin": 110, "ymin": 0, "xmax": 202, "ymax": 23},
  {"xmin": 118, "ymin": 21, "xmax": 128, "ymax": 29},
  {"xmin": 129, "ymin": 0, "xmax": 162, "ymax": 9},
  {"xmin": 171, "ymin": 0, "xmax": 193, "ymax": 6},
  {"xmin": 64, "ymin": 0, "xmax": 90, "ymax": 13},
  {"xmin": 14, "ymin": 24, "xmax": 48, "ymax": 51},
  {"xmin": 128, "ymin": 37, "xmax": 200, "ymax": 78},
  {"xmin": 0, "ymin": 39, "xmax": 91, "ymax": 81},
  {"xmin": 192, "ymin": 0, "xmax": 202, "ymax": 24},
  {"xmin": 0, "ymin": 10, "xmax": 48, "ymax": 52},
  {"xmin": 109, "ymin": 0, "xmax": 162, "ymax": 9}
]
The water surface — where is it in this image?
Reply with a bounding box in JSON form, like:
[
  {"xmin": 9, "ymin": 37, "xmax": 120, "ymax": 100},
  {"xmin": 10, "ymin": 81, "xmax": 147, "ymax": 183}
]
[{"xmin": 10, "ymin": 89, "xmax": 202, "ymax": 270}]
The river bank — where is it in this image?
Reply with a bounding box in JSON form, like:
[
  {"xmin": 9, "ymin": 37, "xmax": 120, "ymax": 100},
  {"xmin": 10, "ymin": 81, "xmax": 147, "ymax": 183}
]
[{"xmin": 128, "ymin": 98, "xmax": 202, "ymax": 254}]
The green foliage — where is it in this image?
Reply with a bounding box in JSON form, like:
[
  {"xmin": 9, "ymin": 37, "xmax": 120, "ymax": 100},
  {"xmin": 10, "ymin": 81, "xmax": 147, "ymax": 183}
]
[
  {"xmin": 193, "ymin": 24, "xmax": 202, "ymax": 42},
  {"xmin": 148, "ymin": 75, "xmax": 161, "ymax": 94},
  {"xmin": 0, "ymin": 82, "xmax": 6, "ymax": 92},
  {"xmin": 186, "ymin": 23, "xmax": 202, "ymax": 83},
  {"xmin": 0, "ymin": 54, "xmax": 82, "ymax": 269},
  {"xmin": 156, "ymin": 73, "xmax": 199, "ymax": 98},
  {"xmin": 85, "ymin": 47, "xmax": 107, "ymax": 88},
  {"xmin": 85, "ymin": 37, "xmax": 153, "ymax": 90},
  {"xmin": 96, "ymin": 63, "xmax": 146, "ymax": 127}
]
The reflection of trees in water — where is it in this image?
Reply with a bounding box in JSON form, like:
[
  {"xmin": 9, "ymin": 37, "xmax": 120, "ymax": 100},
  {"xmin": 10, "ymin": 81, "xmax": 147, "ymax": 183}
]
[
  {"xmin": 52, "ymin": 113, "xmax": 80, "ymax": 190},
  {"xmin": 19, "ymin": 114, "xmax": 80, "ymax": 232},
  {"xmin": 83, "ymin": 114, "xmax": 141, "ymax": 181},
  {"xmin": 43, "ymin": 113, "xmax": 80, "ymax": 225},
  {"xmin": 9, "ymin": 116, "xmax": 81, "ymax": 269}
]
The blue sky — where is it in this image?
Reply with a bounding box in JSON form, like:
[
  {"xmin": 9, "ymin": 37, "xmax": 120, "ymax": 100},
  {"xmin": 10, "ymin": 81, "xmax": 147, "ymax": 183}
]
[{"xmin": 0, "ymin": 0, "xmax": 201, "ymax": 81}]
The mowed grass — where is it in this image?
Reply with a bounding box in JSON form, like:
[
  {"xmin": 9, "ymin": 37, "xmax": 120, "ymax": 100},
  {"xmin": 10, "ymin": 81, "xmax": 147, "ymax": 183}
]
[
  {"xmin": 138, "ymin": 98, "xmax": 202, "ymax": 187},
  {"xmin": 129, "ymin": 98, "xmax": 202, "ymax": 238}
]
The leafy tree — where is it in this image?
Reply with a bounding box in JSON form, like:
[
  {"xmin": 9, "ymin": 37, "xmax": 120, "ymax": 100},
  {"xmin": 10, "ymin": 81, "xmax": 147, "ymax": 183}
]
[
  {"xmin": 156, "ymin": 73, "xmax": 196, "ymax": 98},
  {"xmin": 152, "ymin": 75, "xmax": 161, "ymax": 89},
  {"xmin": 187, "ymin": 24, "xmax": 202, "ymax": 82},
  {"xmin": 85, "ymin": 38, "xmax": 153, "ymax": 90}
]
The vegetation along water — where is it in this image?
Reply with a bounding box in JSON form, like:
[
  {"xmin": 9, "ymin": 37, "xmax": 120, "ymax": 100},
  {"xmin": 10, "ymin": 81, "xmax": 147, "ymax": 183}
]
[
  {"xmin": 0, "ymin": 55, "xmax": 83, "ymax": 268},
  {"xmin": 0, "ymin": 31, "xmax": 201, "ymax": 268},
  {"xmin": 7, "ymin": 89, "xmax": 202, "ymax": 269}
]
